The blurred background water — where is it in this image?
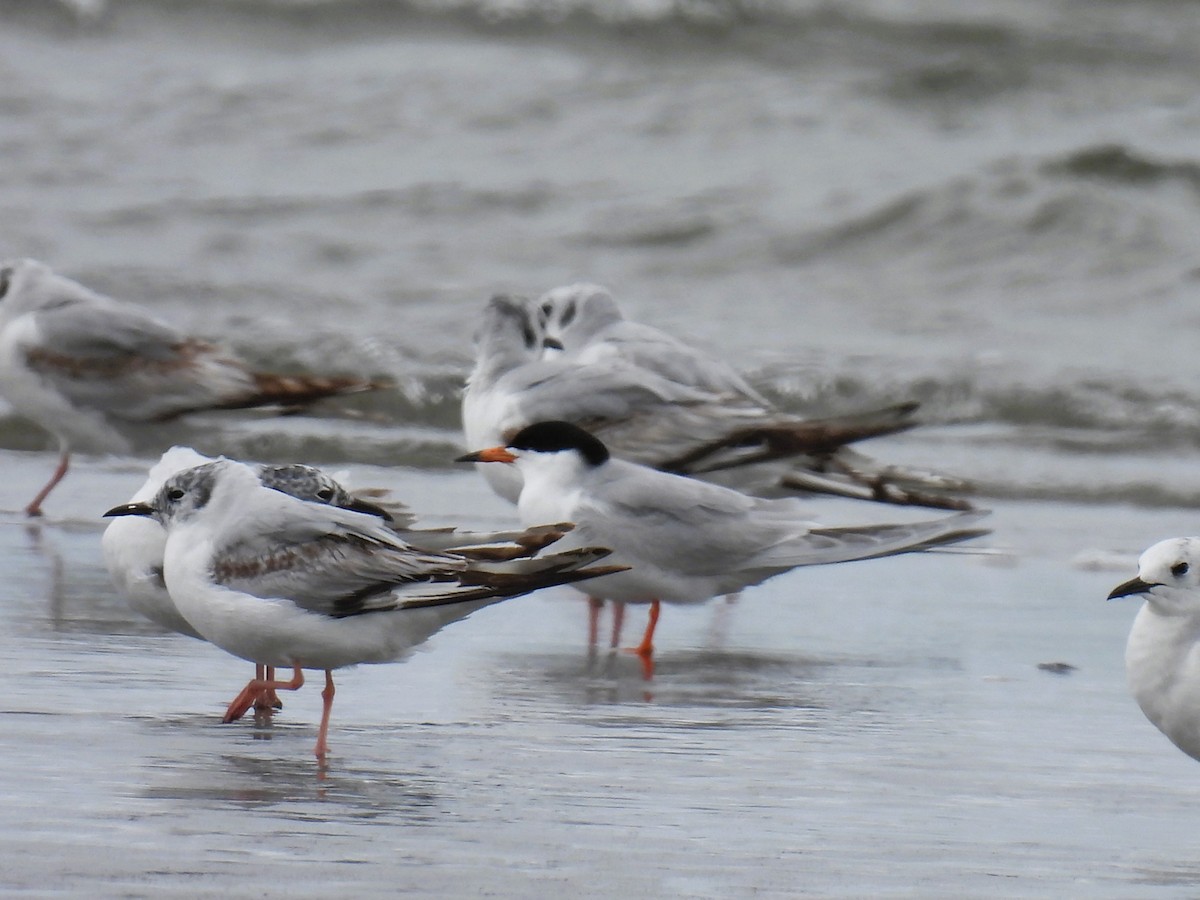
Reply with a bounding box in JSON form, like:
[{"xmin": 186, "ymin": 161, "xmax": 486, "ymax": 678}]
[
  {"xmin": 4, "ymin": 0, "xmax": 1200, "ymax": 501},
  {"xmin": 3, "ymin": 1, "xmax": 1200, "ymax": 896}
]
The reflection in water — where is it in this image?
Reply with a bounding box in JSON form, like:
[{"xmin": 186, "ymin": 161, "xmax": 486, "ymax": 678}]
[
  {"xmin": 141, "ymin": 749, "xmax": 441, "ymax": 824},
  {"xmin": 492, "ymin": 646, "xmax": 888, "ymax": 718},
  {"xmin": 18, "ymin": 518, "xmax": 167, "ymax": 637}
]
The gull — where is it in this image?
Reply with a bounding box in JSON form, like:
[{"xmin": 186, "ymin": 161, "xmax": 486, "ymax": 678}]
[
  {"xmin": 465, "ymin": 292, "xmax": 969, "ymax": 509},
  {"xmin": 532, "ymin": 283, "xmax": 972, "ymax": 507},
  {"xmin": 1108, "ymin": 538, "xmax": 1200, "ymax": 762},
  {"xmin": 536, "ymin": 283, "xmax": 772, "ymax": 405},
  {"xmin": 103, "ymin": 458, "xmax": 622, "ymax": 759},
  {"xmin": 459, "ymin": 420, "xmax": 989, "ymax": 677},
  {"xmin": 0, "ymin": 258, "xmax": 383, "ymax": 516},
  {"xmin": 103, "ymin": 447, "xmax": 586, "ymax": 719}
]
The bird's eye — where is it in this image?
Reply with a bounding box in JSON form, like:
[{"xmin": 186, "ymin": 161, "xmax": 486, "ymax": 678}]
[
  {"xmin": 0, "ymin": 267, "xmax": 11, "ymax": 300},
  {"xmin": 540, "ymin": 301, "xmax": 553, "ymax": 319},
  {"xmin": 316, "ymin": 487, "xmax": 334, "ymax": 501},
  {"xmin": 166, "ymin": 488, "xmax": 185, "ymax": 502},
  {"xmin": 1172, "ymin": 561, "xmax": 1190, "ymax": 578}
]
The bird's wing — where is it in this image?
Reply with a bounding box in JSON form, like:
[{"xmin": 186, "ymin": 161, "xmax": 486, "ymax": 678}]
[
  {"xmin": 213, "ymin": 530, "xmax": 469, "ymax": 618},
  {"xmin": 576, "ymin": 319, "xmax": 771, "ymax": 406},
  {"xmin": 24, "ymin": 298, "xmax": 253, "ymax": 421},
  {"xmin": 573, "ymin": 461, "xmax": 793, "ymax": 575}
]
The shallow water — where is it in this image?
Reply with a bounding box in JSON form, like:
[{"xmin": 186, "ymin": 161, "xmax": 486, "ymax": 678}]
[
  {"xmin": 1, "ymin": 457, "xmax": 1199, "ymax": 896},
  {"xmin": 4, "ymin": 1, "xmax": 1200, "ymax": 895}
]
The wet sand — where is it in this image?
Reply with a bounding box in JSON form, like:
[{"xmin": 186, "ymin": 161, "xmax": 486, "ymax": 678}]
[{"xmin": 1, "ymin": 450, "xmax": 1199, "ymax": 897}]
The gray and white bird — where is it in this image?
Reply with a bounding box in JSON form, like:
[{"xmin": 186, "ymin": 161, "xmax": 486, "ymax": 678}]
[
  {"xmin": 1108, "ymin": 538, "xmax": 1200, "ymax": 762},
  {"xmin": 466, "ymin": 291, "xmax": 968, "ymax": 510},
  {"xmin": 103, "ymin": 458, "xmax": 623, "ymax": 759},
  {"xmin": 532, "ymin": 283, "xmax": 971, "ymax": 507},
  {"xmin": 460, "ymin": 420, "xmax": 989, "ymax": 676},
  {"xmin": 0, "ymin": 258, "xmax": 383, "ymax": 516}
]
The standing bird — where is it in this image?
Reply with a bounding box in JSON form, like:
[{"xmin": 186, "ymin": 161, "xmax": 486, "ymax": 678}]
[
  {"xmin": 464, "ymin": 294, "xmax": 947, "ymax": 507},
  {"xmin": 533, "ymin": 283, "xmax": 971, "ymax": 506},
  {"xmin": 459, "ymin": 420, "xmax": 989, "ymax": 677},
  {"xmin": 464, "ymin": 292, "xmax": 971, "ymax": 650},
  {"xmin": 103, "ymin": 448, "xmax": 588, "ymax": 720},
  {"xmin": 1108, "ymin": 538, "xmax": 1200, "ymax": 762},
  {"xmin": 0, "ymin": 258, "xmax": 383, "ymax": 516},
  {"xmin": 104, "ymin": 459, "xmax": 623, "ymax": 760}
]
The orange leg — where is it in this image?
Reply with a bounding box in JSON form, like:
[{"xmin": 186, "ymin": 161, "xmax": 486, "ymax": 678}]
[
  {"xmin": 314, "ymin": 670, "xmax": 336, "ymax": 761},
  {"xmin": 586, "ymin": 597, "xmax": 603, "ymax": 649},
  {"xmin": 223, "ymin": 666, "xmax": 304, "ymax": 724},
  {"xmin": 610, "ymin": 601, "xmax": 626, "ymax": 649},
  {"xmin": 24, "ymin": 451, "xmax": 70, "ymax": 517},
  {"xmin": 623, "ymin": 600, "xmax": 659, "ymax": 680}
]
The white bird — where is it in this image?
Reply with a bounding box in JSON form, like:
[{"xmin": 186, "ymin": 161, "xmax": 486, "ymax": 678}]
[
  {"xmin": 532, "ymin": 284, "xmax": 971, "ymax": 507},
  {"xmin": 1108, "ymin": 538, "xmax": 1200, "ymax": 762},
  {"xmin": 103, "ymin": 448, "xmax": 590, "ymax": 719},
  {"xmin": 103, "ymin": 458, "xmax": 622, "ymax": 759},
  {"xmin": 459, "ymin": 420, "xmax": 989, "ymax": 677},
  {"xmin": 465, "ymin": 292, "xmax": 967, "ymax": 509},
  {"xmin": 536, "ymin": 283, "xmax": 772, "ymax": 405},
  {"xmin": 0, "ymin": 258, "xmax": 383, "ymax": 517},
  {"xmin": 465, "ymin": 291, "xmax": 971, "ymax": 649}
]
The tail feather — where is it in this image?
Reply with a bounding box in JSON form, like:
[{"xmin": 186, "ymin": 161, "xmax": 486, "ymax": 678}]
[
  {"xmin": 407, "ymin": 523, "xmax": 577, "ymax": 559},
  {"xmin": 780, "ymin": 447, "xmax": 975, "ymax": 511},
  {"xmin": 755, "ymin": 510, "xmax": 990, "ymax": 568},
  {"xmin": 663, "ymin": 403, "xmax": 919, "ymax": 475},
  {"xmin": 398, "ymin": 547, "xmax": 628, "ymax": 610},
  {"xmin": 216, "ymin": 372, "xmax": 388, "ymax": 411}
]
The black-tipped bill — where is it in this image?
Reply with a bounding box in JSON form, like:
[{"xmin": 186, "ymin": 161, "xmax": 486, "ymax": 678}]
[
  {"xmin": 455, "ymin": 447, "xmax": 517, "ymax": 464},
  {"xmin": 103, "ymin": 501, "xmax": 155, "ymax": 519},
  {"xmin": 1108, "ymin": 576, "xmax": 1155, "ymax": 601}
]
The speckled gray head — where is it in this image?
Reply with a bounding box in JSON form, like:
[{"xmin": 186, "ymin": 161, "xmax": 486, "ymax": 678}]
[
  {"xmin": 257, "ymin": 464, "xmax": 392, "ymax": 520},
  {"xmin": 475, "ymin": 294, "xmax": 540, "ymax": 356},
  {"xmin": 102, "ymin": 460, "xmax": 224, "ymax": 525},
  {"xmin": 0, "ymin": 258, "xmax": 60, "ymax": 326}
]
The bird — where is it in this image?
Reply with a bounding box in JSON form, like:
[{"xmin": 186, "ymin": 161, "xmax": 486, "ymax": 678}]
[
  {"xmin": 536, "ymin": 282, "xmax": 774, "ymax": 405},
  {"xmin": 464, "ymin": 291, "xmax": 972, "ymax": 650},
  {"xmin": 458, "ymin": 420, "xmax": 990, "ymax": 677},
  {"xmin": 103, "ymin": 458, "xmax": 624, "ymax": 760},
  {"xmin": 103, "ymin": 447, "xmax": 591, "ymax": 720},
  {"xmin": 464, "ymin": 294, "xmax": 957, "ymax": 509},
  {"xmin": 530, "ymin": 284, "xmax": 973, "ymax": 508},
  {"xmin": 0, "ymin": 258, "xmax": 384, "ymax": 517},
  {"xmin": 1108, "ymin": 537, "xmax": 1200, "ymax": 762}
]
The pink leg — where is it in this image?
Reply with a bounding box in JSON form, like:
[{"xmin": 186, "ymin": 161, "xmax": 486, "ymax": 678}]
[
  {"xmin": 586, "ymin": 597, "xmax": 603, "ymax": 649},
  {"xmin": 24, "ymin": 451, "xmax": 70, "ymax": 517},
  {"xmin": 314, "ymin": 670, "xmax": 336, "ymax": 761},
  {"xmin": 256, "ymin": 665, "xmax": 283, "ymax": 712},
  {"xmin": 610, "ymin": 601, "xmax": 626, "ymax": 649},
  {"xmin": 223, "ymin": 666, "xmax": 304, "ymax": 724}
]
